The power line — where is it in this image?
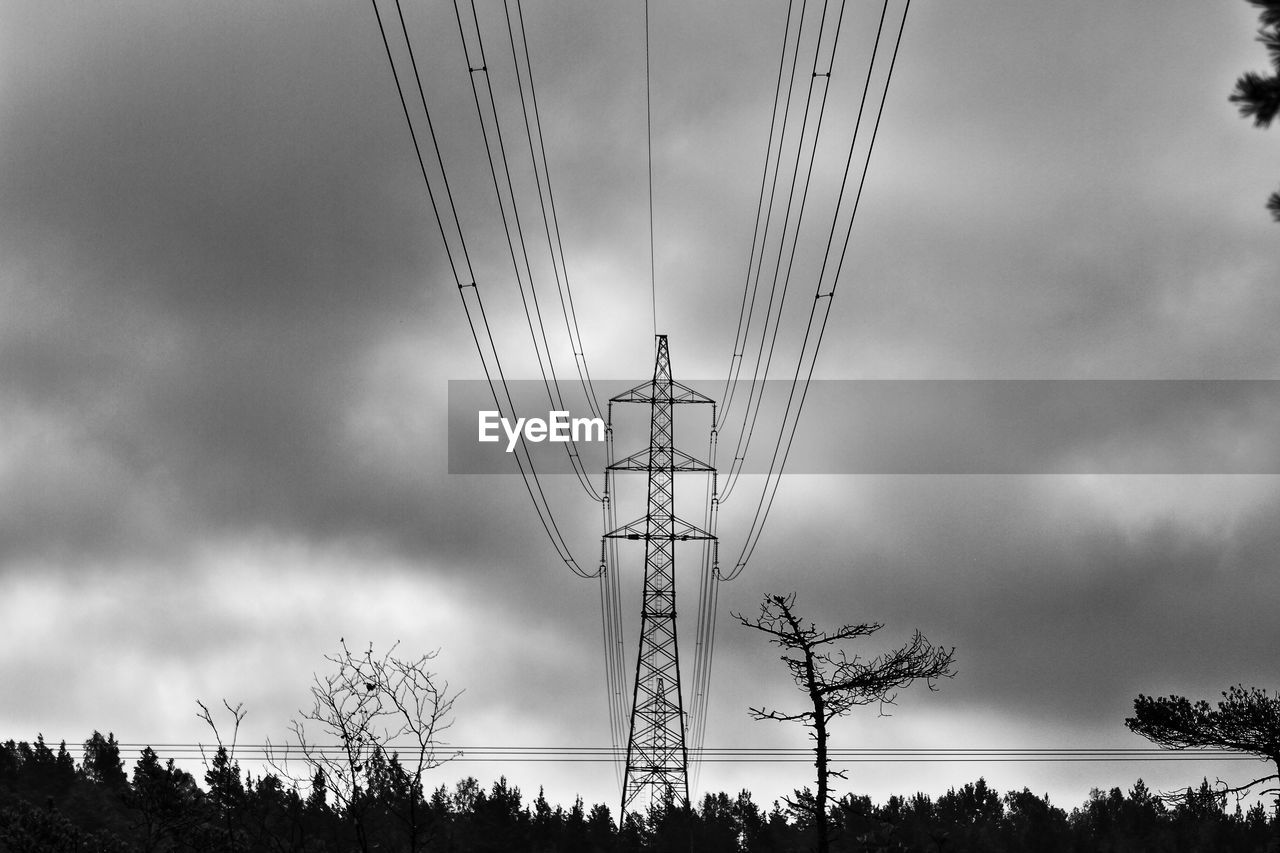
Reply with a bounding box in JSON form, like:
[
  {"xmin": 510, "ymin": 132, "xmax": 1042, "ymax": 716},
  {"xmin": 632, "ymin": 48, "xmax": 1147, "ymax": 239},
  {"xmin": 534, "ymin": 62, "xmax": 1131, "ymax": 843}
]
[
  {"xmin": 644, "ymin": 0, "xmax": 657, "ymax": 339},
  {"xmin": 374, "ymin": 0, "xmax": 914, "ymax": 804},
  {"xmin": 600, "ymin": 411, "xmax": 630, "ymax": 787},
  {"xmin": 511, "ymin": 0, "xmax": 604, "ymax": 424},
  {"xmin": 686, "ymin": 5, "xmax": 911, "ymax": 795},
  {"xmin": 500, "ymin": 0, "xmax": 606, "ymax": 470},
  {"xmin": 689, "ymin": 0, "xmax": 801, "ymax": 797},
  {"xmin": 720, "ymin": 0, "xmax": 846, "ymax": 505},
  {"xmin": 69, "ymin": 744, "xmax": 1263, "ymax": 765},
  {"xmin": 370, "ymin": 0, "xmax": 597, "ymax": 578},
  {"xmin": 718, "ymin": 0, "xmax": 799, "ymax": 437},
  {"xmin": 396, "ymin": 1, "xmax": 629, "ymax": 786},
  {"xmin": 717, "ymin": 0, "xmax": 812, "ymax": 505},
  {"xmin": 726, "ymin": 0, "xmax": 909, "ymax": 580},
  {"xmin": 692, "ymin": 0, "xmax": 854, "ymax": 793},
  {"xmin": 454, "ymin": 0, "xmax": 602, "ymax": 502},
  {"xmin": 691, "ymin": 1, "xmax": 888, "ymax": 789}
]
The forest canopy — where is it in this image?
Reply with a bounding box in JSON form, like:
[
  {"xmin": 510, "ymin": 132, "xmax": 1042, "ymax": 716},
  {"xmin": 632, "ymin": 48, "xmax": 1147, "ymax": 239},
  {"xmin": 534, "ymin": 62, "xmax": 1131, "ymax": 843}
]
[{"xmin": 1, "ymin": 732, "xmax": 1277, "ymax": 852}]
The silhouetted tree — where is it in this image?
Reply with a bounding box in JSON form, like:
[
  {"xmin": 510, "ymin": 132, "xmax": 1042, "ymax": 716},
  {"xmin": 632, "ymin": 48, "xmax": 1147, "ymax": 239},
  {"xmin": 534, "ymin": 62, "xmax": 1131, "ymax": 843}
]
[
  {"xmin": 1170, "ymin": 778, "xmax": 1230, "ymax": 852},
  {"xmin": 558, "ymin": 796, "xmax": 591, "ymax": 853},
  {"xmin": 643, "ymin": 792, "xmax": 695, "ymax": 853},
  {"xmin": 243, "ymin": 771, "xmax": 313, "ymax": 853},
  {"xmin": 1001, "ymin": 788, "xmax": 1070, "ymax": 853},
  {"xmin": 617, "ymin": 808, "xmax": 646, "ymax": 853},
  {"xmin": 1127, "ymin": 685, "xmax": 1280, "ymax": 809},
  {"xmin": 934, "ymin": 778, "xmax": 1004, "ymax": 851},
  {"xmin": 730, "ymin": 790, "xmax": 769, "ymax": 853},
  {"xmin": 11, "ymin": 736, "xmax": 78, "ymax": 806},
  {"xmin": 831, "ymin": 791, "xmax": 900, "ymax": 852},
  {"xmin": 270, "ymin": 640, "xmax": 459, "ymax": 853},
  {"xmin": 528, "ymin": 786, "xmax": 556, "ymax": 851},
  {"xmin": 878, "ymin": 792, "xmax": 939, "ymax": 853},
  {"xmin": 64, "ymin": 732, "xmax": 133, "ymax": 841},
  {"xmin": 0, "ymin": 796, "xmax": 133, "ymax": 853},
  {"xmin": 127, "ymin": 746, "xmax": 201, "ymax": 852},
  {"xmin": 1232, "ymin": 0, "xmax": 1280, "ymax": 219},
  {"xmin": 735, "ymin": 593, "xmax": 956, "ymax": 853},
  {"xmin": 694, "ymin": 791, "xmax": 742, "ymax": 853},
  {"xmin": 10, "ymin": 737, "xmax": 1280, "ymax": 853},
  {"xmin": 80, "ymin": 732, "xmax": 128, "ymax": 792},
  {"xmin": 198, "ymin": 699, "xmax": 249, "ymax": 851},
  {"xmin": 585, "ymin": 802, "xmax": 617, "ymax": 852}
]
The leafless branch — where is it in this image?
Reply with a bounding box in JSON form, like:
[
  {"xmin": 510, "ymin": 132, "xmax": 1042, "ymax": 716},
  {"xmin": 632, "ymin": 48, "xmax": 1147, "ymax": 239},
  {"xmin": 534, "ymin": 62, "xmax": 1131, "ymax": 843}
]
[
  {"xmin": 195, "ymin": 698, "xmax": 246, "ymax": 772},
  {"xmin": 266, "ymin": 640, "xmax": 460, "ymax": 853},
  {"xmin": 737, "ymin": 591, "xmax": 956, "ymax": 853}
]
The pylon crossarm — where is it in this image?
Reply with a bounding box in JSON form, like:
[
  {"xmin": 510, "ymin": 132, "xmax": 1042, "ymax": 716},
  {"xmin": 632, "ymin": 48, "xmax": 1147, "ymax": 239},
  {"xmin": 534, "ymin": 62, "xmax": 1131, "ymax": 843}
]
[
  {"xmin": 608, "ymin": 446, "xmax": 714, "ymax": 472},
  {"xmin": 605, "ymin": 516, "xmax": 716, "ymax": 541},
  {"xmin": 609, "ymin": 378, "xmax": 715, "ymax": 405}
]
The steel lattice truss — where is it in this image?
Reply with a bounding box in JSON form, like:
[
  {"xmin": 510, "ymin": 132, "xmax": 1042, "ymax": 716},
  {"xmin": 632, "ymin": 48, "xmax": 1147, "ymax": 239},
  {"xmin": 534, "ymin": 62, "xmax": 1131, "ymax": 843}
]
[{"xmin": 607, "ymin": 335, "xmax": 715, "ymax": 812}]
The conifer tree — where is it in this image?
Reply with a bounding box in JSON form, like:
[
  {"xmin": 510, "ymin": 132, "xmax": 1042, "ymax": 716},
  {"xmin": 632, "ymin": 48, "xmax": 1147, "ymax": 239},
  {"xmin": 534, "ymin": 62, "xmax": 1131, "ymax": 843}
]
[{"xmin": 1232, "ymin": 0, "xmax": 1280, "ymax": 219}]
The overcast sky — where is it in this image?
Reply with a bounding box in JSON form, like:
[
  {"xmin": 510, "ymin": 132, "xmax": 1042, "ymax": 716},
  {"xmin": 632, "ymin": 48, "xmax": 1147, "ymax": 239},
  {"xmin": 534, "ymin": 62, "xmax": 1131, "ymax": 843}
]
[{"xmin": 4, "ymin": 0, "xmax": 1280, "ymax": 815}]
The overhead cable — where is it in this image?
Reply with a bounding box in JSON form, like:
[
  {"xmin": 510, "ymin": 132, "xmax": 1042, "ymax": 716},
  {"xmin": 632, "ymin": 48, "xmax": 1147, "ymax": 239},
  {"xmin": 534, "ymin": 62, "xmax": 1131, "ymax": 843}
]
[
  {"xmin": 96, "ymin": 744, "xmax": 1260, "ymax": 765},
  {"xmin": 727, "ymin": 0, "xmax": 909, "ymax": 580},
  {"xmin": 371, "ymin": 0, "xmax": 597, "ymax": 577},
  {"xmin": 455, "ymin": 0, "xmax": 602, "ymax": 501},
  {"xmin": 505, "ymin": 0, "xmax": 605, "ymax": 424}
]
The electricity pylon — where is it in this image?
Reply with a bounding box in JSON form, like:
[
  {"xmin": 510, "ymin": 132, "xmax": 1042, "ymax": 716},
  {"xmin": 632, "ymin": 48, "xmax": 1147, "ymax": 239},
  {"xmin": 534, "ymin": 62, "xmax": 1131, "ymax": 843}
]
[{"xmin": 607, "ymin": 334, "xmax": 716, "ymax": 813}]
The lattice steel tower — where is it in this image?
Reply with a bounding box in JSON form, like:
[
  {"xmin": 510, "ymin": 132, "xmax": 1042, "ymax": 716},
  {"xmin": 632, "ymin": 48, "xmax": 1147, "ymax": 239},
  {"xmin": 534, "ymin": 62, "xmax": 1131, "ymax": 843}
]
[{"xmin": 607, "ymin": 335, "xmax": 716, "ymax": 813}]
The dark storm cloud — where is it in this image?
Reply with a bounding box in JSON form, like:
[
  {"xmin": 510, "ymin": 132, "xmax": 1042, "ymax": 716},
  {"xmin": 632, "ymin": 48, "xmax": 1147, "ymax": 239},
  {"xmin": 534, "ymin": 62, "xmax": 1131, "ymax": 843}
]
[
  {"xmin": 0, "ymin": 1, "xmax": 478, "ymax": 564},
  {"xmin": 5, "ymin": 0, "xmax": 1280, "ymax": 811},
  {"xmin": 723, "ymin": 474, "xmax": 1280, "ymax": 739},
  {"xmin": 822, "ymin": 1, "xmax": 1280, "ymax": 379}
]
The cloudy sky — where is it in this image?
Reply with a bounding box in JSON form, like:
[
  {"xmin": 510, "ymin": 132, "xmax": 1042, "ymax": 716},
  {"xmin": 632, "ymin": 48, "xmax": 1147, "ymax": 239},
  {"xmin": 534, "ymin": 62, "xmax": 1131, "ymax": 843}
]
[{"xmin": 4, "ymin": 0, "xmax": 1280, "ymax": 814}]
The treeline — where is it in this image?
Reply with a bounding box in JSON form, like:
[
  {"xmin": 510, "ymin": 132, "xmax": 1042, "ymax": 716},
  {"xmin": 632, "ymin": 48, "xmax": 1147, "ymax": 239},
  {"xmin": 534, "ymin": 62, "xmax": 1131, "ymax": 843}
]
[{"xmin": 1, "ymin": 733, "xmax": 1277, "ymax": 852}]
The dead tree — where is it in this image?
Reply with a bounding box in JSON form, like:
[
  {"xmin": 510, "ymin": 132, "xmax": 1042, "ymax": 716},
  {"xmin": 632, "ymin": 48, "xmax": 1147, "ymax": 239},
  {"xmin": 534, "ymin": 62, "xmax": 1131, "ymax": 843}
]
[
  {"xmin": 735, "ymin": 593, "xmax": 956, "ymax": 853},
  {"xmin": 269, "ymin": 640, "xmax": 459, "ymax": 853}
]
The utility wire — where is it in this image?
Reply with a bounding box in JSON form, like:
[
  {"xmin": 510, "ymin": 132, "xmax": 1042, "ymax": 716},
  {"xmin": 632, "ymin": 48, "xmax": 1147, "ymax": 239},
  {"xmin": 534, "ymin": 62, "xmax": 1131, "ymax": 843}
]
[
  {"xmin": 506, "ymin": 0, "xmax": 605, "ymax": 428},
  {"xmin": 694, "ymin": 0, "xmax": 831, "ymax": 793},
  {"xmin": 689, "ymin": 0, "xmax": 799, "ymax": 796},
  {"xmin": 715, "ymin": 0, "xmax": 815, "ymax": 504},
  {"xmin": 691, "ymin": 0, "xmax": 845, "ymax": 791},
  {"xmin": 371, "ymin": 0, "xmax": 596, "ymax": 578},
  {"xmin": 377, "ymin": 4, "xmax": 626, "ymax": 782},
  {"xmin": 718, "ymin": 0, "xmax": 799, "ymax": 436},
  {"xmin": 728, "ymin": 0, "xmax": 908, "ymax": 579},
  {"xmin": 720, "ymin": 0, "xmax": 844, "ymax": 505},
  {"xmin": 456, "ymin": 0, "xmax": 602, "ymax": 501},
  {"xmin": 449, "ymin": 1, "xmax": 635, "ymax": 782},
  {"xmin": 716, "ymin": 0, "xmax": 814, "ymax": 504},
  {"xmin": 600, "ymin": 406, "xmax": 630, "ymax": 785},
  {"xmin": 98, "ymin": 744, "xmax": 1261, "ymax": 764},
  {"xmin": 644, "ymin": 0, "xmax": 657, "ymax": 338},
  {"xmin": 513, "ymin": 0, "xmax": 604, "ymax": 423},
  {"xmin": 718, "ymin": 0, "xmax": 809, "ymax": 455}
]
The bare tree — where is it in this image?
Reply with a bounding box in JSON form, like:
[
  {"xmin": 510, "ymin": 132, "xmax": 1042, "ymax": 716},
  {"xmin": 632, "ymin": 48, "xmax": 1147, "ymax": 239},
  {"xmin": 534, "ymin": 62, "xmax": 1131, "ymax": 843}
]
[
  {"xmin": 735, "ymin": 593, "xmax": 956, "ymax": 853},
  {"xmin": 197, "ymin": 699, "xmax": 248, "ymax": 852},
  {"xmin": 1127, "ymin": 685, "xmax": 1280, "ymax": 810},
  {"xmin": 269, "ymin": 640, "xmax": 460, "ymax": 853}
]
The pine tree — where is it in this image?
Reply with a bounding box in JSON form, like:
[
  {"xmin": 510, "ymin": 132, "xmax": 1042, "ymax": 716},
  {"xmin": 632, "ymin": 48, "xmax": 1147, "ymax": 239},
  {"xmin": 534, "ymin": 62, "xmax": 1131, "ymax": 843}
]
[
  {"xmin": 80, "ymin": 731, "xmax": 128, "ymax": 790},
  {"xmin": 1232, "ymin": 0, "xmax": 1280, "ymax": 219}
]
